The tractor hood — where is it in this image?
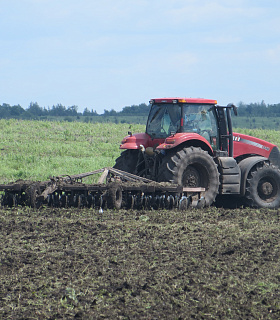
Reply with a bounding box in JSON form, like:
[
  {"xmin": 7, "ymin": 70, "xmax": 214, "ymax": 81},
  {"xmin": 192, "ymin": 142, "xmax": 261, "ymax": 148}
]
[
  {"xmin": 119, "ymin": 133, "xmax": 164, "ymax": 149},
  {"xmin": 233, "ymin": 132, "xmax": 277, "ymax": 159}
]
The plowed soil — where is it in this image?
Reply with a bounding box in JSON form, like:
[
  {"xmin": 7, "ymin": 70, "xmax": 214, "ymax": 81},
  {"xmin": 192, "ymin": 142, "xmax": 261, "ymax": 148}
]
[{"xmin": 1, "ymin": 206, "xmax": 280, "ymax": 319}]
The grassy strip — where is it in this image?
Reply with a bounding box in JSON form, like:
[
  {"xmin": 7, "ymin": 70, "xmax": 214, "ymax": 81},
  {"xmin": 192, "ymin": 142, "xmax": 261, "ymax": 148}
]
[
  {"xmin": 0, "ymin": 120, "xmax": 144, "ymax": 182},
  {"xmin": 1, "ymin": 119, "xmax": 280, "ymax": 183}
]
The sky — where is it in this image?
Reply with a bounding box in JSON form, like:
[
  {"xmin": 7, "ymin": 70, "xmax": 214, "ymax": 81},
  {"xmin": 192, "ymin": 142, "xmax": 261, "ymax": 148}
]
[{"xmin": 0, "ymin": 0, "xmax": 280, "ymax": 114}]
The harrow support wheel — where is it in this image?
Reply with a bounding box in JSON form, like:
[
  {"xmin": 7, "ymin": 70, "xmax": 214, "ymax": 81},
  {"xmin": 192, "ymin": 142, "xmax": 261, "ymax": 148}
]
[
  {"xmin": 107, "ymin": 183, "xmax": 123, "ymax": 210},
  {"xmin": 27, "ymin": 183, "xmax": 41, "ymax": 208}
]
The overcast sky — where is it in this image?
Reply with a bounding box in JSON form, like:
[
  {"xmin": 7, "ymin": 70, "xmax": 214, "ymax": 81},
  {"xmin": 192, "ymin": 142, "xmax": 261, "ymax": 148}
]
[{"xmin": 0, "ymin": 0, "xmax": 280, "ymax": 113}]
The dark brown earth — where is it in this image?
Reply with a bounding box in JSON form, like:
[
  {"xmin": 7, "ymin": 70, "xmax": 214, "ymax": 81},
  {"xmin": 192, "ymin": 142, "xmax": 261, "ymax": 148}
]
[{"xmin": 1, "ymin": 206, "xmax": 280, "ymax": 319}]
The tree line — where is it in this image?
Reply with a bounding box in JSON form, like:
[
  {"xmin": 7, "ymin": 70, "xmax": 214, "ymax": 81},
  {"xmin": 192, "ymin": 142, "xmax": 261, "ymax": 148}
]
[
  {"xmin": 237, "ymin": 101, "xmax": 280, "ymax": 117},
  {"xmin": 0, "ymin": 102, "xmax": 150, "ymax": 119},
  {"xmin": 0, "ymin": 100, "xmax": 280, "ymax": 120}
]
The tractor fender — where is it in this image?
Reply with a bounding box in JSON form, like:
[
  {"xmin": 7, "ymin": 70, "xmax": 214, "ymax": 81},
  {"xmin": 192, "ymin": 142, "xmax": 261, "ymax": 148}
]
[
  {"xmin": 238, "ymin": 156, "xmax": 268, "ymax": 196},
  {"xmin": 156, "ymin": 133, "xmax": 213, "ymax": 155}
]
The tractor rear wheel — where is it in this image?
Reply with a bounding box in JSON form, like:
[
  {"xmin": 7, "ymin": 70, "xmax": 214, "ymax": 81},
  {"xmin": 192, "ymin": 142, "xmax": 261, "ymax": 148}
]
[
  {"xmin": 113, "ymin": 150, "xmax": 139, "ymax": 174},
  {"xmin": 158, "ymin": 147, "xmax": 219, "ymax": 206},
  {"xmin": 245, "ymin": 162, "xmax": 280, "ymax": 208}
]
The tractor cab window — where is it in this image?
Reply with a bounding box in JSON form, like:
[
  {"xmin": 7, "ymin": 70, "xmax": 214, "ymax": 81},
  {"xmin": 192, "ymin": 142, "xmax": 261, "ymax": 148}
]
[
  {"xmin": 146, "ymin": 104, "xmax": 181, "ymax": 138},
  {"xmin": 183, "ymin": 104, "xmax": 219, "ymax": 150}
]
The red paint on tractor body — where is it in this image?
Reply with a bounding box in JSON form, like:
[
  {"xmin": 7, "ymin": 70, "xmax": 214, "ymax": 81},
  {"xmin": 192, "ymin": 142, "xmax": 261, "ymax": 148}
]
[{"xmin": 232, "ymin": 132, "xmax": 275, "ymax": 159}]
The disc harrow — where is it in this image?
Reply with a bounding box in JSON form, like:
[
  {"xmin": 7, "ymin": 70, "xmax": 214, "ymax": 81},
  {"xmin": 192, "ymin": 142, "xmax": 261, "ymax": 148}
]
[{"xmin": 0, "ymin": 168, "xmax": 206, "ymax": 210}]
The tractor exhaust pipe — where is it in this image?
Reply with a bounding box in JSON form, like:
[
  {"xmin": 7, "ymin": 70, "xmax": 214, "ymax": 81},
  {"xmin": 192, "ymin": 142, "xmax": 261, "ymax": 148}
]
[{"xmin": 226, "ymin": 103, "xmax": 237, "ymax": 158}]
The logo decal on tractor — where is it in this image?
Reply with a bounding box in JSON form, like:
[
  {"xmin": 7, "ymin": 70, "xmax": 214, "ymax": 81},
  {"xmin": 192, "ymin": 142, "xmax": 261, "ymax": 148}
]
[{"xmin": 233, "ymin": 136, "xmax": 270, "ymax": 151}]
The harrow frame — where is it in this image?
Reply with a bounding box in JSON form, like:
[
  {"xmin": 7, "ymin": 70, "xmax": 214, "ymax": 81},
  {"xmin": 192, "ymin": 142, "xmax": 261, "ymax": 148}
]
[{"xmin": 0, "ymin": 168, "xmax": 206, "ymax": 210}]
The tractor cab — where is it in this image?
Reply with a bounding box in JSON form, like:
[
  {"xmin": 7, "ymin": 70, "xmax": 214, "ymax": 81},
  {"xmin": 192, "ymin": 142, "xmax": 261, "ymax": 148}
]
[{"xmin": 146, "ymin": 98, "xmax": 220, "ymax": 150}]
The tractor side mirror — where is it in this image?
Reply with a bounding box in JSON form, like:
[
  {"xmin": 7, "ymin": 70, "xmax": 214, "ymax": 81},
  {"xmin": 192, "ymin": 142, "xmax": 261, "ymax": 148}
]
[{"xmin": 227, "ymin": 103, "xmax": 238, "ymax": 116}]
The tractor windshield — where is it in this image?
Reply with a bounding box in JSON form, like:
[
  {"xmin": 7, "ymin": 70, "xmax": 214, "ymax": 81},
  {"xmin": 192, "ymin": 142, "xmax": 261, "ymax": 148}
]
[
  {"xmin": 146, "ymin": 104, "xmax": 181, "ymax": 138},
  {"xmin": 146, "ymin": 102, "xmax": 219, "ymax": 149},
  {"xmin": 183, "ymin": 104, "xmax": 218, "ymax": 149}
]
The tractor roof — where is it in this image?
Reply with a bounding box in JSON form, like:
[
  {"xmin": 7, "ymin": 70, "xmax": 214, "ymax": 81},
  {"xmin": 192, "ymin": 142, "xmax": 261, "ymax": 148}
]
[{"xmin": 150, "ymin": 98, "xmax": 217, "ymax": 104}]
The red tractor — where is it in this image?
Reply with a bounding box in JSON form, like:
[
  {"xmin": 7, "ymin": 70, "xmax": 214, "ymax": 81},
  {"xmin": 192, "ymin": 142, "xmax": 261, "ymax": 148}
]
[{"xmin": 114, "ymin": 98, "xmax": 280, "ymax": 208}]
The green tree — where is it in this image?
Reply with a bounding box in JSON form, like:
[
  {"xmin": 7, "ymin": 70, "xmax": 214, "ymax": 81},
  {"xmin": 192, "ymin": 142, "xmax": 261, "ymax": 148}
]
[
  {"xmin": 10, "ymin": 105, "xmax": 25, "ymax": 116},
  {"xmin": 26, "ymin": 102, "xmax": 43, "ymax": 116}
]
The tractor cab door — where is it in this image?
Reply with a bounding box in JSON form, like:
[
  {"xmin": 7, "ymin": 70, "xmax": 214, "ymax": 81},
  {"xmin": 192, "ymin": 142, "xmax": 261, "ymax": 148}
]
[{"xmin": 182, "ymin": 104, "xmax": 219, "ymax": 150}]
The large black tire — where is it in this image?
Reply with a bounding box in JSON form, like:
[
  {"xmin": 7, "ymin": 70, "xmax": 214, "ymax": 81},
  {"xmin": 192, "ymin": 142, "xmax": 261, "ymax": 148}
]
[
  {"xmin": 158, "ymin": 147, "xmax": 219, "ymax": 206},
  {"xmin": 113, "ymin": 150, "xmax": 139, "ymax": 174},
  {"xmin": 245, "ymin": 162, "xmax": 280, "ymax": 208},
  {"xmin": 107, "ymin": 183, "xmax": 123, "ymax": 210},
  {"xmin": 26, "ymin": 183, "xmax": 41, "ymax": 208}
]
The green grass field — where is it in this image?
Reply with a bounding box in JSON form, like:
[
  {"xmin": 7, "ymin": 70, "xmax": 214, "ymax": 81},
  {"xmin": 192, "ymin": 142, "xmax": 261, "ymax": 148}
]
[
  {"xmin": 1, "ymin": 119, "xmax": 280, "ymax": 183},
  {"xmin": 0, "ymin": 120, "xmax": 144, "ymax": 182},
  {"xmin": 232, "ymin": 116, "xmax": 280, "ymax": 130}
]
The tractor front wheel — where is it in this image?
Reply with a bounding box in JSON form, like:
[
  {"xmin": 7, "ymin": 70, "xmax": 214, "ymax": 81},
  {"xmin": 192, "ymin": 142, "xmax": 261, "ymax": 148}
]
[{"xmin": 113, "ymin": 150, "xmax": 139, "ymax": 174}]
